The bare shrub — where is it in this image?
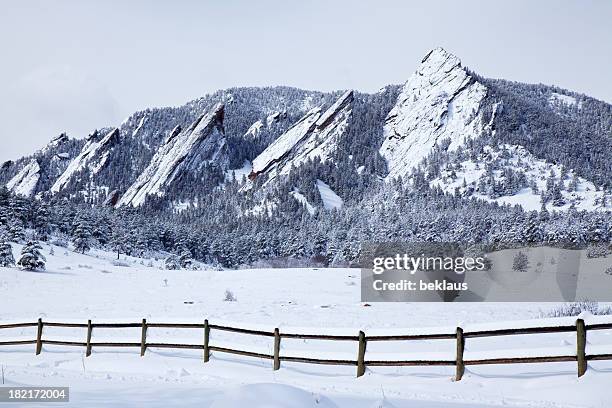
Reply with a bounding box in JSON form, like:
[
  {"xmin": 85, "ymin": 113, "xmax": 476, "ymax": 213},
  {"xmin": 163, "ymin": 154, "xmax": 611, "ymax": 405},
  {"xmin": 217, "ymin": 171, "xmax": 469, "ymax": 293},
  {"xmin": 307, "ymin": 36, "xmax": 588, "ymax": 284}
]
[{"xmin": 224, "ymin": 290, "xmax": 237, "ymax": 302}]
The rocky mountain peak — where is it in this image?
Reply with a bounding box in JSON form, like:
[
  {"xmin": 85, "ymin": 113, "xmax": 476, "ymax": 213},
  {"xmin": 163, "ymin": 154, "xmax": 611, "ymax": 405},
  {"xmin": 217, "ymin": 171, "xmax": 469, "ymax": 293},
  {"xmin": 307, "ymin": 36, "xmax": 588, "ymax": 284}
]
[{"xmin": 380, "ymin": 48, "xmax": 488, "ymax": 180}]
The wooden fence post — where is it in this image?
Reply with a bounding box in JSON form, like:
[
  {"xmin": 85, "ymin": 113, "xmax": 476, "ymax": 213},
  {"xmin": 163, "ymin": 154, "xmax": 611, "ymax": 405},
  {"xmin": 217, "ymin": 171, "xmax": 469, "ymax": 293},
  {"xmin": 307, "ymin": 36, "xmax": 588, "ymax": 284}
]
[
  {"xmin": 357, "ymin": 330, "xmax": 367, "ymax": 377},
  {"xmin": 35, "ymin": 318, "xmax": 43, "ymax": 355},
  {"xmin": 203, "ymin": 319, "xmax": 210, "ymax": 363},
  {"xmin": 576, "ymin": 318, "xmax": 587, "ymax": 377},
  {"xmin": 140, "ymin": 319, "xmax": 147, "ymax": 357},
  {"xmin": 455, "ymin": 327, "xmax": 465, "ymax": 381},
  {"xmin": 273, "ymin": 328, "xmax": 281, "ymax": 370},
  {"xmin": 85, "ymin": 319, "xmax": 93, "ymax": 357}
]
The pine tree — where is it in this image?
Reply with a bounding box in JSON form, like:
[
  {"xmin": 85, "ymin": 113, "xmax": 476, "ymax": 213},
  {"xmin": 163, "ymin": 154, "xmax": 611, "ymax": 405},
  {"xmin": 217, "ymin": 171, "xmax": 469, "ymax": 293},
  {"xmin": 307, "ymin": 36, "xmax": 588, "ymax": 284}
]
[
  {"xmin": 8, "ymin": 223, "xmax": 25, "ymax": 243},
  {"xmin": 551, "ymin": 184, "xmax": 566, "ymax": 207},
  {"xmin": 178, "ymin": 246, "xmax": 193, "ymax": 269},
  {"xmin": 0, "ymin": 241, "xmax": 15, "ymax": 267},
  {"xmin": 17, "ymin": 241, "xmax": 46, "ymax": 271},
  {"xmin": 523, "ymin": 212, "xmax": 542, "ymax": 244},
  {"xmin": 33, "ymin": 202, "xmax": 51, "ymax": 241},
  {"xmin": 72, "ymin": 218, "xmax": 92, "ymax": 254},
  {"xmin": 164, "ymin": 254, "xmax": 181, "ymax": 270}
]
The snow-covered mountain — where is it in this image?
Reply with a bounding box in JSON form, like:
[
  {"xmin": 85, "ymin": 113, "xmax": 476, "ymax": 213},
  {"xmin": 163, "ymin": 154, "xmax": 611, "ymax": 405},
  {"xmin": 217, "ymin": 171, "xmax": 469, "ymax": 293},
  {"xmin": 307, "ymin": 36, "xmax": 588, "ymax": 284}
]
[{"xmin": 1, "ymin": 48, "xmax": 610, "ymax": 216}]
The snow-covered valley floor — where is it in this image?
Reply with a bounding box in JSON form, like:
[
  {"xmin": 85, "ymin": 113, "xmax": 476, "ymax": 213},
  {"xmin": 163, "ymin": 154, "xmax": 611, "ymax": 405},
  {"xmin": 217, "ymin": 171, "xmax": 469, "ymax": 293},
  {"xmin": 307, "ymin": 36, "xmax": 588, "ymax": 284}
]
[{"xmin": 1, "ymin": 243, "xmax": 611, "ymax": 407}]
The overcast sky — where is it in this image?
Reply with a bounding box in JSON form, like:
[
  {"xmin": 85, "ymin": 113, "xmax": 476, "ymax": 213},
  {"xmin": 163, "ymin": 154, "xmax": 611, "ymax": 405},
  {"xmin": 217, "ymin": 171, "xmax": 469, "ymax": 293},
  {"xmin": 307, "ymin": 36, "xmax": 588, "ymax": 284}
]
[{"xmin": 1, "ymin": 0, "xmax": 611, "ymax": 162}]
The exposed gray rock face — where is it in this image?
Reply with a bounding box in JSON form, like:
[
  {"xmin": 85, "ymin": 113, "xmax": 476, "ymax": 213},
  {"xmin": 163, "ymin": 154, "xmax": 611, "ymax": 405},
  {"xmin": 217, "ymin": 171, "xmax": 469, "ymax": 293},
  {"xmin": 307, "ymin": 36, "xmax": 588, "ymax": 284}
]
[{"xmin": 117, "ymin": 103, "xmax": 227, "ymax": 207}]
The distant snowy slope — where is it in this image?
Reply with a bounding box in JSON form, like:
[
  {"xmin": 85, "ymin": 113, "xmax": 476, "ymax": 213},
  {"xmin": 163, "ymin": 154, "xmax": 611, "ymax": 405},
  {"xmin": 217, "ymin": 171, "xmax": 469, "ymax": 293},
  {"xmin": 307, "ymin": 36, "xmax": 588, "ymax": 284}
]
[{"xmin": 430, "ymin": 144, "xmax": 608, "ymax": 212}]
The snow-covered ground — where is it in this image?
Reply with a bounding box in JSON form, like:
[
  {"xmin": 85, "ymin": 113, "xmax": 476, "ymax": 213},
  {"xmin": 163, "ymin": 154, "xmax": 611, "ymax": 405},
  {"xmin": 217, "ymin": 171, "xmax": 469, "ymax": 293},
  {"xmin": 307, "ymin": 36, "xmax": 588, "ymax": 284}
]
[
  {"xmin": 1, "ymin": 243, "xmax": 612, "ymax": 407},
  {"xmin": 316, "ymin": 180, "xmax": 343, "ymax": 210}
]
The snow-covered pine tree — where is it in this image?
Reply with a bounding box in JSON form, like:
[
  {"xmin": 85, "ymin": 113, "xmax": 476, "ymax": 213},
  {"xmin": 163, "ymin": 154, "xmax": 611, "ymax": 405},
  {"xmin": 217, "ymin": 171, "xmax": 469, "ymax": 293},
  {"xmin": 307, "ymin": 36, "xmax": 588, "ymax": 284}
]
[
  {"xmin": 178, "ymin": 246, "xmax": 193, "ymax": 269},
  {"xmin": 164, "ymin": 254, "xmax": 181, "ymax": 270},
  {"xmin": 523, "ymin": 212, "xmax": 543, "ymax": 244},
  {"xmin": 16, "ymin": 241, "xmax": 46, "ymax": 271},
  {"xmin": 0, "ymin": 240, "xmax": 15, "ymax": 267},
  {"xmin": 72, "ymin": 218, "xmax": 92, "ymax": 254},
  {"xmin": 551, "ymin": 184, "xmax": 566, "ymax": 207},
  {"xmin": 33, "ymin": 202, "xmax": 51, "ymax": 241},
  {"xmin": 8, "ymin": 224, "xmax": 25, "ymax": 243}
]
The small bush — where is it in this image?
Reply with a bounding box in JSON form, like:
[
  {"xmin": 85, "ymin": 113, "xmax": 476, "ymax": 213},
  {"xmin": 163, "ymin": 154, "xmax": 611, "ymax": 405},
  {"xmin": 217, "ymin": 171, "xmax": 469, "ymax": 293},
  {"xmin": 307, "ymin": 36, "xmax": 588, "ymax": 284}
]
[
  {"xmin": 605, "ymin": 266, "xmax": 612, "ymax": 276},
  {"xmin": 224, "ymin": 290, "xmax": 237, "ymax": 302},
  {"xmin": 164, "ymin": 255, "xmax": 181, "ymax": 270},
  {"xmin": 111, "ymin": 259, "xmax": 131, "ymax": 267}
]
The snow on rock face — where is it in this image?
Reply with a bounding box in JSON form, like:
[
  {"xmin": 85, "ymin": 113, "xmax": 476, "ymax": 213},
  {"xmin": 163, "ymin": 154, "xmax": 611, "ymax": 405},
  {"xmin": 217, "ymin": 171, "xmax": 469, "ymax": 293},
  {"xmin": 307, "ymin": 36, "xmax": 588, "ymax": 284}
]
[
  {"xmin": 51, "ymin": 128, "xmax": 119, "ymax": 193},
  {"xmin": 250, "ymin": 90, "xmax": 353, "ymax": 182},
  {"xmin": 380, "ymin": 47, "xmax": 487, "ymax": 180},
  {"xmin": 244, "ymin": 111, "xmax": 287, "ymax": 139},
  {"xmin": 131, "ymin": 115, "xmax": 147, "ymax": 137},
  {"xmin": 244, "ymin": 120, "xmax": 264, "ymax": 138},
  {"xmin": 266, "ymin": 110, "xmax": 285, "ymax": 126},
  {"xmin": 118, "ymin": 103, "xmax": 226, "ymax": 207},
  {"xmin": 250, "ymin": 107, "xmax": 321, "ymax": 177},
  {"xmin": 42, "ymin": 133, "xmax": 69, "ymax": 153},
  {"xmin": 6, "ymin": 160, "xmax": 40, "ymax": 197}
]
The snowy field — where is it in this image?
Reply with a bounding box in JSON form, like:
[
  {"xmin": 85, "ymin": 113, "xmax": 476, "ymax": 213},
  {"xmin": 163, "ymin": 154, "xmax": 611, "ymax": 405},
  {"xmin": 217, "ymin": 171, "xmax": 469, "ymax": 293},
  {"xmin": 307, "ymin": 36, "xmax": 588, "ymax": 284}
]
[{"xmin": 1, "ymin": 242, "xmax": 612, "ymax": 407}]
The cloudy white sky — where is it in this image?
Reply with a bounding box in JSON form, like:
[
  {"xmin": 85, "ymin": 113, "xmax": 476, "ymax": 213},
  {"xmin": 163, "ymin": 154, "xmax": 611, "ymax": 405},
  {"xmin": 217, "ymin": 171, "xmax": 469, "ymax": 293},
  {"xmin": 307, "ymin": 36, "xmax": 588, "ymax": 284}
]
[{"xmin": 1, "ymin": 0, "xmax": 611, "ymax": 162}]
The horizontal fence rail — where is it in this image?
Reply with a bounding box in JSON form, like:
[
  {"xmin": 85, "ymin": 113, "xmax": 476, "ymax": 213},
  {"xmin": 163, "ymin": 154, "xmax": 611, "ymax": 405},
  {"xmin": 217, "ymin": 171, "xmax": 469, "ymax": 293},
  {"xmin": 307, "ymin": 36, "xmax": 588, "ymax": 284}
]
[{"xmin": 1, "ymin": 318, "xmax": 611, "ymax": 379}]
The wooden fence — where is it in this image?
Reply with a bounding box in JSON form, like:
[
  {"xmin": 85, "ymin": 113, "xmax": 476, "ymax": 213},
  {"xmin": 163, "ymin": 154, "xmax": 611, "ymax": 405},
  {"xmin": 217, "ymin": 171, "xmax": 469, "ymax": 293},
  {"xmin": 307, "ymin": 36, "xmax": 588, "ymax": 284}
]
[{"xmin": 1, "ymin": 318, "xmax": 611, "ymax": 380}]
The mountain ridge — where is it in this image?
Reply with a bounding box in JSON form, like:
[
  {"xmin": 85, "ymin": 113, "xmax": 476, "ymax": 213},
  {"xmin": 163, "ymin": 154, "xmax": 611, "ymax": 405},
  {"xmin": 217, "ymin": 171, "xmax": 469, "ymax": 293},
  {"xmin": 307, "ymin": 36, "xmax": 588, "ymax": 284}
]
[{"xmin": 1, "ymin": 48, "xmax": 610, "ymax": 215}]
